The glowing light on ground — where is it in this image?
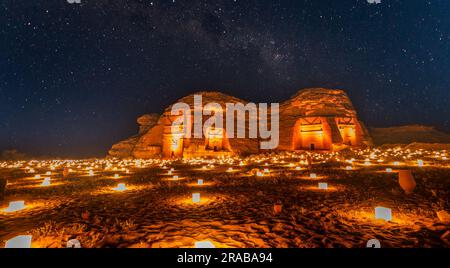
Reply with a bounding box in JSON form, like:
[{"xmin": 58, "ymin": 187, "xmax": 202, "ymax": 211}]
[
  {"xmin": 192, "ymin": 193, "xmax": 201, "ymax": 203},
  {"xmin": 3, "ymin": 201, "xmax": 26, "ymax": 212},
  {"xmin": 41, "ymin": 177, "xmax": 51, "ymax": 187},
  {"xmin": 113, "ymin": 183, "xmax": 127, "ymax": 192},
  {"xmin": 375, "ymin": 206, "xmax": 392, "ymax": 221},
  {"xmin": 0, "ymin": 149, "xmax": 448, "ymax": 248},
  {"xmin": 195, "ymin": 240, "xmax": 215, "ymax": 248},
  {"xmin": 5, "ymin": 235, "xmax": 32, "ymax": 248},
  {"xmin": 273, "ymin": 201, "xmax": 282, "ymax": 214}
]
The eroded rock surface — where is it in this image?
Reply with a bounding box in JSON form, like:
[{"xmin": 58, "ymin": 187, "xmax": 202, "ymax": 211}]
[{"xmin": 108, "ymin": 88, "xmax": 371, "ymax": 158}]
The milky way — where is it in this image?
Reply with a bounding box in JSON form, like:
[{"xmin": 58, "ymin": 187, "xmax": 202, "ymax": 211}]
[{"xmin": 1, "ymin": 0, "xmax": 449, "ymax": 157}]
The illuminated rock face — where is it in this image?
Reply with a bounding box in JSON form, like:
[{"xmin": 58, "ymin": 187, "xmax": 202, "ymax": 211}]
[
  {"xmin": 108, "ymin": 114, "xmax": 160, "ymax": 158},
  {"xmin": 109, "ymin": 92, "xmax": 260, "ymax": 158},
  {"xmin": 137, "ymin": 114, "xmax": 160, "ymax": 134},
  {"xmin": 278, "ymin": 88, "xmax": 372, "ymax": 151},
  {"xmin": 159, "ymin": 92, "xmax": 260, "ymax": 159},
  {"xmin": 108, "ymin": 88, "xmax": 371, "ymax": 158}
]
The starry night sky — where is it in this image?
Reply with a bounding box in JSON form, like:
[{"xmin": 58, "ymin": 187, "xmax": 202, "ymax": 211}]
[{"xmin": 1, "ymin": 0, "xmax": 449, "ymax": 158}]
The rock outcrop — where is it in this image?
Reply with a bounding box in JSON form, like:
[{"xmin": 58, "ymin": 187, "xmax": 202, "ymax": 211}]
[
  {"xmin": 278, "ymin": 88, "xmax": 372, "ymax": 151},
  {"xmin": 134, "ymin": 91, "xmax": 260, "ymax": 158},
  {"xmin": 107, "ymin": 113, "xmax": 159, "ymax": 158},
  {"xmin": 108, "ymin": 88, "xmax": 372, "ymax": 158},
  {"xmin": 370, "ymin": 125, "xmax": 450, "ymax": 146},
  {"xmin": 108, "ymin": 135, "xmax": 140, "ymax": 158},
  {"xmin": 281, "ymin": 88, "xmax": 358, "ymax": 117},
  {"xmin": 137, "ymin": 114, "xmax": 160, "ymax": 134}
]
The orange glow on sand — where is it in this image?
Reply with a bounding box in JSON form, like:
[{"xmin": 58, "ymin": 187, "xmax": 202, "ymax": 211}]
[{"xmin": 1, "ymin": 147, "xmax": 449, "ymax": 248}]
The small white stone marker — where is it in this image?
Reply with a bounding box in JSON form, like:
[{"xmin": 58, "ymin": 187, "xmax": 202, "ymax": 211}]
[
  {"xmin": 197, "ymin": 179, "xmax": 203, "ymax": 185},
  {"xmin": 41, "ymin": 177, "xmax": 51, "ymax": 186},
  {"xmin": 309, "ymin": 173, "xmax": 317, "ymax": 179},
  {"xmin": 5, "ymin": 235, "xmax": 32, "ymax": 248},
  {"xmin": 375, "ymin": 206, "xmax": 392, "ymax": 221},
  {"xmin": 192, "ymin": 193, "xmax": 200, "ymax": 203},
  {"xmin": 366, "ymin": 239, "xmax": 381, "ymax": 248},
  {"xmin": 114, "ymin": 183, "xmax": 127, "ymax": 191},
  {"xmin": 67, "ymin": 239, "xmax": 82, "ymax": 248},
  {"xmin": 386, "ymin": 168, "xmax": 393, "ymax": 172},
  {"xmin": 318, "ymin": 183, "xmax": 328, "ymax": 190},
  {"xmin": 195, "ymin": 240, "xmax": 215, "ymax": 248},
  {"xmin": 4, "ymin": 201, "xmax": 25, "ymax": 212}
]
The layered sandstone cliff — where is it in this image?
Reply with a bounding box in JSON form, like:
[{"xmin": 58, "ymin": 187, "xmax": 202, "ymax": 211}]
[
  {"xmin": 108, "ymin": 88, "xmax": 372, "ymax": 158},
  {"xmin": 108, "ymin": 114, "xmax": 159, "ymax": 158},
  {"xmin": 277, "ymin": 88, "xmax": 372, "ymax": 150}
]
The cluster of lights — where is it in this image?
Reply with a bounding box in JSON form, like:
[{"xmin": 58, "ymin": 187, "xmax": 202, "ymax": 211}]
[{"xmin": 1, "ymin": 146, "xmax": 449, "ymax": 248}]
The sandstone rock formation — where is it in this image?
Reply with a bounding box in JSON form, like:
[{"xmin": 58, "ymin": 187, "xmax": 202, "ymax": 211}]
[
  {"xmin": 108, "ymin": 113, "xmax": 159, "ymax": 158},
  {"xmin": 108, "ymin": 88, "xmax": 372, "ymax": 158},
  {"xmin": 161, "ymin": 92, "xmax": 260, "ymax": 158},
  {"xmin": 108, "ymin": 135, "xmax": 140, "ymax": 158},
  {"xmin": 278, "ymin": 88, "xmax": 372, "ymax": 151},
  {"xmin": 137, "ymin": 114, "xmax": 160, "ymax": 134},
  {"xmin": 370, "ymin": 125, "xmax": 450, "ymax": 146},
  {"xmin": 109, "ymin": 92, "xmax": 260, "ymax": 158}
]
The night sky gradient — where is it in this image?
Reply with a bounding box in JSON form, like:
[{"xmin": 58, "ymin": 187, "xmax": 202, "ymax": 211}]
[{"xmin": 1, "ymin": 0, "xmax": 449, "ymax": 157}]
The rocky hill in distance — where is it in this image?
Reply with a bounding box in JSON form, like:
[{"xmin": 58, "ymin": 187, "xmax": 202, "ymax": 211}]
[{"xmin": 370, "ymin": 125, "xmax": 450, "ymax": 149}]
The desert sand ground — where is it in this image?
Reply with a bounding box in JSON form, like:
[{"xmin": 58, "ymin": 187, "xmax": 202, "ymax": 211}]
[{"xmin": 0, "ymin": 149, "xmax": 449, "ymax": 248}]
